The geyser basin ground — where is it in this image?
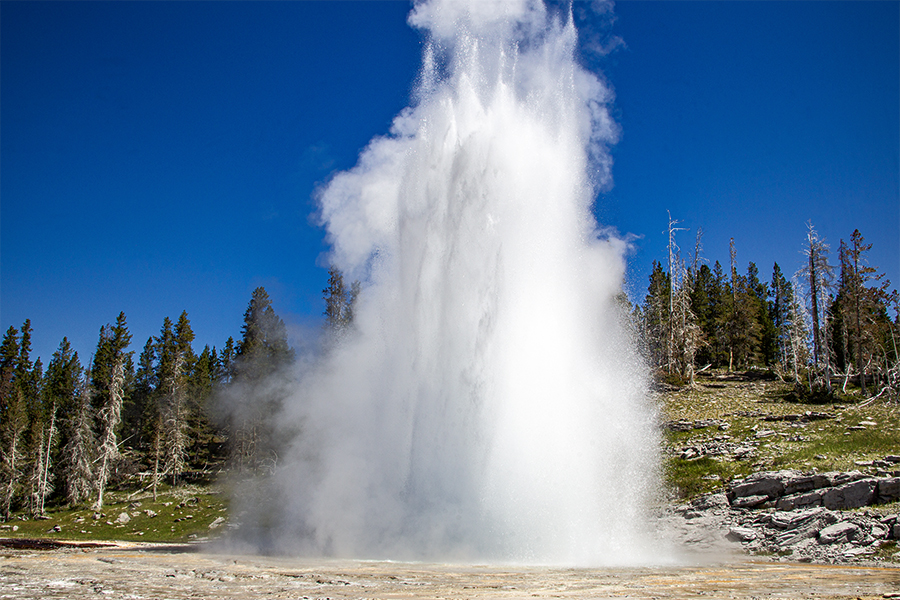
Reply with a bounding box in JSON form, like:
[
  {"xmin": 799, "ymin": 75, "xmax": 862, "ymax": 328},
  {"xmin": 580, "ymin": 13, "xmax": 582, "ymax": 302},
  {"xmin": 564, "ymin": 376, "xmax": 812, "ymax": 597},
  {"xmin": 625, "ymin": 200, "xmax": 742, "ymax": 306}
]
[{"xmin": 1, "ymin": 544, "xmax": 898, "ymax": 599}]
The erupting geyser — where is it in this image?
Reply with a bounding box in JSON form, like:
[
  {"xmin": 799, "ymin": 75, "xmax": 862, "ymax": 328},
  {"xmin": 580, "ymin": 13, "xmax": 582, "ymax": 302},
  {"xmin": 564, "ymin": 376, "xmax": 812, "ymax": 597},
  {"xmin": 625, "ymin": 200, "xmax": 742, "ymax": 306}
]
[{"xmin": 244, "ymin": 0, "xmax": 660, "ymax": 564}]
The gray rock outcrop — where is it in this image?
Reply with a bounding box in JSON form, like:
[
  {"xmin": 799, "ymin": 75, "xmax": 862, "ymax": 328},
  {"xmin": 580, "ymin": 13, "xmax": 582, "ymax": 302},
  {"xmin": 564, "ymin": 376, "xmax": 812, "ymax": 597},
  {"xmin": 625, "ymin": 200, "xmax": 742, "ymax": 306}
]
[
  {"xmin": 727, "ymin": 467, "xmax": 898, "ymax": 511},
  {"xmin": 669, "ymin": 465, "xmax": 900, "ymax": 565}
]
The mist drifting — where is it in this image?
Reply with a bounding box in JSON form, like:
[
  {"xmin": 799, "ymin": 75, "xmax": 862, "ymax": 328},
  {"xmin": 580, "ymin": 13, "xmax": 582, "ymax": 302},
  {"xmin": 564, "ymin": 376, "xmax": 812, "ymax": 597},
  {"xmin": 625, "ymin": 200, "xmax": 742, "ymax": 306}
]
[{"xmin": 234, "ymin": 0, "xmax": 660, "ymax": 565}]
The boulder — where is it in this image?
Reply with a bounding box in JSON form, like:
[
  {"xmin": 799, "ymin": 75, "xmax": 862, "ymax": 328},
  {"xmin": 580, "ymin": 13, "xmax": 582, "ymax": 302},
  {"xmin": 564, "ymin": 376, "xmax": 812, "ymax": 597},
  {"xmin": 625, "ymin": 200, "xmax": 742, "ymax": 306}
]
[
  {"xmin": 776, "ymin": 490, "xmax": 825, "ymax": 511},
  {"xmin": 822, "ymin": 479, "xmax": 877, "ymax": 510},
  {"xmin": 783, "ymin": 474, "xmax": 832, "ymax": 496},
  {"xmin": 769, "ymin": 507, "xmax": 830, "ymax": 530},
  {"xmin": 774, "ymin": 526, "xmax": 819, "ymax": 548},
  {"xmin": 876, "ymin": 477, "xmax": 900, "ymax": 503},
  {"xmin": 691, "ymin": 493, "xmax": 730, "ymax": 512},
  {"xmin": 829, "ymin": 470, "xmax": 869, "ymax": 487},
  {"xmin": 732, "ymin": 446, "xmax": 754, "ymax": 460},
  {"xmin": 116, "ymin": 512, "xmax": 131, "ymax": 524},
  {"xmin": 871, "ymin": 524, "xmax": 888, "ymax": 540},
  {"xmin": 726, "ymin": 526, "xmax": 758, "ymax": 542},
  {"xmin": 818, "ymin": 521, "xmax": 860, "ymax": 544},
  {"xmin": 731, "ymin": 494, "xmax": 769, "ymax": 509},
  {"xmin": 769, "ymin": 508, "xmax": 836, "ymax": 548},
  {"xmin": 729, "ymin": 470, "xmax": 800, "ymax": 500}
]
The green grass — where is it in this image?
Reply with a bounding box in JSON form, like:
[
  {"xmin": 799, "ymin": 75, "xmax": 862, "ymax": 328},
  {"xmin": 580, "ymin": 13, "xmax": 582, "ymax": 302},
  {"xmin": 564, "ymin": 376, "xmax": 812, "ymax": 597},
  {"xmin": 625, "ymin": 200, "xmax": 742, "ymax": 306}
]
[
  {"xmin": 0, "ymin": 484, "xmax": 229, "ymax": 543},
  {"xmin": 664, "ymin": 456, "xmax": 752, "ymax": 499},
  {"xmin": 660, "ymin": 370, "xmax": 900, "ymax": 500},
  {"xmin": 873, "ymin": 540, "xmax": 899, "ymax": 561}
]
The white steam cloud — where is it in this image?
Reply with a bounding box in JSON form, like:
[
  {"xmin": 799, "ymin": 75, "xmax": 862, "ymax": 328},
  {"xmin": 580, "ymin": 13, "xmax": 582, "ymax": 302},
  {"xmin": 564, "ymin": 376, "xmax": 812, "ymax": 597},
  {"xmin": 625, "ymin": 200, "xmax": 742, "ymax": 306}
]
[{"xmin": 232, "ymin": 0, "xmax": 661, "ymax": 565}]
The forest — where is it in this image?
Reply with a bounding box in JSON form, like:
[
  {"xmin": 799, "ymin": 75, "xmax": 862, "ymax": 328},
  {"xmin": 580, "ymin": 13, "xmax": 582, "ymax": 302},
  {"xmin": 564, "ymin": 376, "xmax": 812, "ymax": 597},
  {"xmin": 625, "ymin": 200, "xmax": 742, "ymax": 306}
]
[
  {"xmin": 0, "ymin": 268, "xmax": 356, "ymax": 520},
  {"xmin": 0, "ymin": 223, "xmax": 897, "ymax": 520},
  {"xmin": 635, "ymin": 221, "xmax": 899, "ymax": 400}
]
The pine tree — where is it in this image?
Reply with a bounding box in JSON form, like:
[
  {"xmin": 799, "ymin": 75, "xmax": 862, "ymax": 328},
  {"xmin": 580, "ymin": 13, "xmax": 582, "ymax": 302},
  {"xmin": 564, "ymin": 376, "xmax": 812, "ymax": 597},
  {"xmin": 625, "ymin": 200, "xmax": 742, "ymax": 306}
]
[
  {"xmin": 323, "ymin": 266, "xmax": 360, "ymax": 337},
  {"xmin": 0, "ymin": 326, "xmax": 24, "ymax": 519},
  {"xmin": 770, "ymin": 263, "xmax": 798, "ymax": 377},
  {"xmin": 218, "ymin": 337, "xmax": 236, "ymax": 385},
  {"xmin": 122, "ymin": 337, "xmax": 156, "ymax": 453},
  {"xmin": 92, "ymin": 313, "xmax": 132, "ymax": 509},
  {"xmin": 690, "ymin": 263, "xmax": 717, "ymax": 368},
  {"xmin": 837, "ymin": 229, "xmax": 897, "ymax": 396},
  {"xmin": 226, "ymin": 287, "xmax": 294, "ymax": 473},
  {"xmin": 62, "ymin": 369, "xmax": 95, "ymax": 506},
  {"xmin": 642, "ymin": 261, "xmax": 671, "ymax": 372},
  {"xmin": 0, "ymin": 323, "xmax": 47, "ymax": 519},
  {"xmin": 17, "ymin": 321, "xmax": 50, "ymax": 516},
  {"xmin": 187, "ymin": 345, "xmax": 220, "ymax": 467},
  {"xmin": 720, "ymin": 241, "xmax": 761, "ymax": 370},
  {"xmin": 155, "ymin": 312, "xmax": 195, "ymax": 487},
  {"xmin": 39, "ymin": 338, "xmax": 81, "ymax": 514},
  {"xmin": 747, "ymin": 262, "xmax": 776, "ymax": 366}
]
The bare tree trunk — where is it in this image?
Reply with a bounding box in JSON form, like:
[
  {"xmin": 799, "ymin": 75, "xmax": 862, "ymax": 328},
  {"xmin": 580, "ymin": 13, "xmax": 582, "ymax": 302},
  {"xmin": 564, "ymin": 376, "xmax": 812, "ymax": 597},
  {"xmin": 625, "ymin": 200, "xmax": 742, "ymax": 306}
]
[
  {"xmin": 851, "ymin": 239, "xmax": 867, "ymax": 396},
  {"xmin": 94, "ymin": 358, "xmax": 125, "ymax": 510},
  {"xmin": 152, "ymin": 423, "xmax": 161, "ymax": 502},
  {"xmin": 809, "ymin": 243, "xmax": 821, "ymax": 367},
  {"xmin": 37, "ymin": 404, "xmax": 56, "ymax": 516},
  {"xmin": 2, "ymin": 434, "xmax": 22, "ymax": 521}
]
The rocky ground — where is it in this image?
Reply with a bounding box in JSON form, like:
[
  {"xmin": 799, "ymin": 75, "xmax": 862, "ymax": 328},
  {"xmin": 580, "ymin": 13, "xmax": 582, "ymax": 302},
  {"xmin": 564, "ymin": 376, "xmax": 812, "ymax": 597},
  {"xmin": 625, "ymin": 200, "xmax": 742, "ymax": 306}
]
[
  {"xmin": 1, "ymin": 542, "xmax": 899, "ymax": 599},
  {"xmin": 658, "ymin": 370, "xmax": 900, "ymax": 567}
]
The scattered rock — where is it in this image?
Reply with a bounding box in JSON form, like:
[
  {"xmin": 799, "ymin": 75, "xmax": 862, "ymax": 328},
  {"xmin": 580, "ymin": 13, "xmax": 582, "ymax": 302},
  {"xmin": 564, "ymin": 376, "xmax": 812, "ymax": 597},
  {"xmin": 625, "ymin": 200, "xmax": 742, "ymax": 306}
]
[
  {"xmin": 818, "ymin": 521, "xmax": 860, "ymax": 544},
  {"xmin": 783, "ymin": 474, "xmax": 832, "ymax": 496},
  {"xmin": 726, "ymin": 526, "xmax": 758, "ymax": 542},
  {"xmin": 144, "ymin": 509, "xmax": 158, "ymax": 518},
  {"xmin": 876, "ymin": 477, "xmax": 900, "ymax": 503},
  {"xmin": 672, "ymin": 464, "xmax": 900, "ymax": 564},
  {"xmin": 116, "ymin": 512, "xmax": 131, "ymax": 524},
  {"xmin": 822, "ymin": 479, "xmax": 876, "ymax": 510},
  {"xmin": 731, "ymin": 494, "xmax": 769, "ymax": 509},
  {"xmin": 729, "ymin": 470, "xmax": 798, "ymax": 501},
  {"xmin": 680, "ymin": 447, "xmax": 702, "ymax": 460},
  {"xmin": 776, "ymin": 490, "xmax": 823, "ymax": 511},
  {"xmin": 732, "ymin": 446, "xmax": 754, "ymax": 459}
]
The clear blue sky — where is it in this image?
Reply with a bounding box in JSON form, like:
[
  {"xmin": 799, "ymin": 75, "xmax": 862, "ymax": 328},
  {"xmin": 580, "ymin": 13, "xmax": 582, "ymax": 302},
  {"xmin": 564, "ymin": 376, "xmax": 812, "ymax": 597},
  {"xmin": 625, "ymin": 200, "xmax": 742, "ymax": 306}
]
[{"xmin": 2, "ymin": 1, "xmax": 898, "ymax": 366}]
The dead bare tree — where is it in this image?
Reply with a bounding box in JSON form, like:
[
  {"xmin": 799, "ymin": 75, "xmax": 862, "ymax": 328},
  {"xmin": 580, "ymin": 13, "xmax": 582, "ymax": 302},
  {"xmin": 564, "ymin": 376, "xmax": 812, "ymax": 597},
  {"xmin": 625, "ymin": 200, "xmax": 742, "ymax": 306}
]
[
  {"xmin": 63, "ymin": 373, "xmax": 95, "ymax": 506},
  {"xmin": 802, "ymin": 223, "xmax": 835, "ymax": 393},
  {"xmin": 1, "ymin": 389, "xmax": 27, "ymax": 520},
  {"xmin": 93, "ymin": 357, "xmax": 124, "ymax": 510},
  {"xmin": 28, "ymin": 403, "xmax": 56, "ymax": 516}
]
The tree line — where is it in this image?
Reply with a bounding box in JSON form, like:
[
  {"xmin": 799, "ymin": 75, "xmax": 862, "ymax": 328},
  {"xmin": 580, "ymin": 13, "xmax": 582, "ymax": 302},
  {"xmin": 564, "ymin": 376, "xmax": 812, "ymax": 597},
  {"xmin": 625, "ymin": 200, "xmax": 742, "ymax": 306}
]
[
  {"xmin": 635, "ymin": 218, "xmax": 899, "ymax": 400},
  {"xmin": 0, "ymin": 270, "xmax": 358, "ymax": 520},
  {"xmin": 3, "ymin": 221, "xmax": 895, "ymax": 519}
]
